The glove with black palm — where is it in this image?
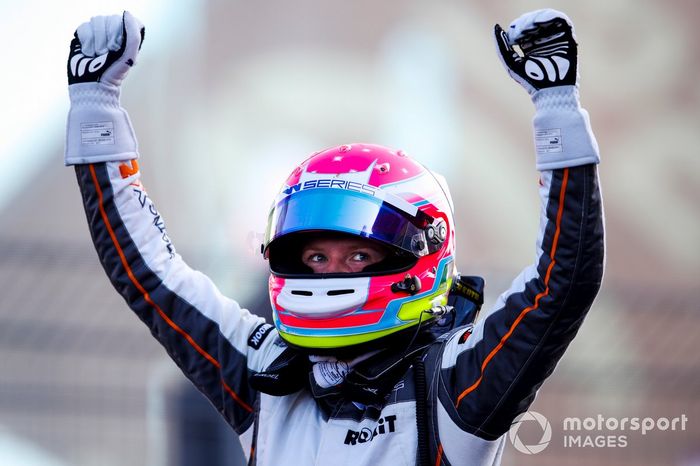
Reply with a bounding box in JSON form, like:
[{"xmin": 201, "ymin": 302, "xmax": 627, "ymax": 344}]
[
  {"xmin": 65, "ymin": 12, "xmax": 144, "ymax": 165},
  {"xmin": 494, "ymin": 9, "xmax": 599, "ymax": 170}
]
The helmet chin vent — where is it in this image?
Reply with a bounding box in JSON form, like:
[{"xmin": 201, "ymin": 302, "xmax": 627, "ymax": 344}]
[
  {"xmin": 276, "ymin": 277, "xmax": 371, "ymax": 318},
  {"xmin": 289, "ymin": 288, "xmax": 356, "ymax": 297}
]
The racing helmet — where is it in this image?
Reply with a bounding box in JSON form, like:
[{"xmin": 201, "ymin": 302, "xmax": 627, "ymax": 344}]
[{"xmin": 263, "ymin": 143, "xmax": 456, "ymax": 351}]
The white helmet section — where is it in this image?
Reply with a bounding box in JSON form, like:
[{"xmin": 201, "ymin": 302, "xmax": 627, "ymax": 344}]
[{"xmin": 276, "ymin": 277, "xmax": 371, "ymax": 319}]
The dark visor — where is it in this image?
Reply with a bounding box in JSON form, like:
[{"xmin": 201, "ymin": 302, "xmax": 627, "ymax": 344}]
[{"xmin": 264, "ymin": 188, "xmax": 432, "ymax": 257}]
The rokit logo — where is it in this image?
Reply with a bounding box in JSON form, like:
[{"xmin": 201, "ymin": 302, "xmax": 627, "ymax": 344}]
[{"xmin": 344, "ymin": 415, "xmax": 397, "ymax": 445}]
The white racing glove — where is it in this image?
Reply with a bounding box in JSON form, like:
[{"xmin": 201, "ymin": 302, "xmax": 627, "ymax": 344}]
[
  {"xmin": 494, "ymin": 9, "xmax": 599, "ymax": 170},
  {"xmin": 65, "ymin": 12, "xmax": 144, "ymax": 165}
]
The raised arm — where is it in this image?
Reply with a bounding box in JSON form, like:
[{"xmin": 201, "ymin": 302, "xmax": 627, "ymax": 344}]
[
  {"xmin": 436, "ymin": 8, "xmax": 604, "ymax": 445},
  {"xmin": 65, "ymin": 12, "xmax": 283, "ymax": 434}
]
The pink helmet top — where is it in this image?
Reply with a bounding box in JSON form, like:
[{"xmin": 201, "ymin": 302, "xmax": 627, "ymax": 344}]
[{"xmin": 284, "ymin": 144, "xmax": 424, "ymax": 188}]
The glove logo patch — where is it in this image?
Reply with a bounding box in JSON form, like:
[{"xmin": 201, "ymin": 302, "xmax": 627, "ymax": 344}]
[
  {"xmin": 525, "ymin": 55, "xmax": 570, "ymax": 83},
  {"xmin": 70, "ymin": 52, "xmax": 108, "ymax": 78},
  {"xmin": 80, "ymin": 121, "xmax": 115, "ymax": 146},
  {"xmin": 535, "ymin": 129, "xmax": 563, "ymax": 154}
]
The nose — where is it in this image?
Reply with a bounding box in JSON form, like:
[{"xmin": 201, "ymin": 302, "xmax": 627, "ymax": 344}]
[{"xmin": 324, "ymin": 257, "xmax": 356, "ymax": 274}]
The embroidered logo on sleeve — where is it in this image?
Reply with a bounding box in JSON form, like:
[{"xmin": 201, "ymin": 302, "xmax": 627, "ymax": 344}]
[{"xmin": 248, "ymin": 323, "xmax": 274, "ymax": 349}]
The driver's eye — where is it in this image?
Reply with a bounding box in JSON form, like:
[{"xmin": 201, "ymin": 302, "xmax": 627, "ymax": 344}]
[
  {"xmin": 307, "ymin": 253, "xmax": 326, "ymax": 263},
  {"xmin": 351, "ymin": 252, "xmax": 370, "ymax": 262}
]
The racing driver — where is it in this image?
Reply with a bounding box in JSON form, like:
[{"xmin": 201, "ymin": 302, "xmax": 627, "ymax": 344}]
[{"xmin": 65, "ymin": 8, "xmax": 604, "ymax": 466}]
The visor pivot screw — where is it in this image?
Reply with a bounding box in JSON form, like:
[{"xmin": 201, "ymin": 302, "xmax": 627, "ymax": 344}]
[
  {"xmin": 375, "ymin": 162, "xmax": 390, "ymax": 174},
  {"xmin": 427, "ymin": 219, "xmax": 447, "ymax": 245},
  {"xmin": 391, "ymin": 274, "xmax": 422, "ymax": 295}
]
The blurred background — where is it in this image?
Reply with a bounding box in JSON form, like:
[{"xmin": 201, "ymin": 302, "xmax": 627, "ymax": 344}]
[{"xmin": 0, "ymin": 0, "xmax": 698, "ymax": 465}]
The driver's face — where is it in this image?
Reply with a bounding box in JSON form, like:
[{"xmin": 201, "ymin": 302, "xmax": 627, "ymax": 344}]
[{"xmin": 301, "ymin": 237, "xmax": 388, "ymax": 274}]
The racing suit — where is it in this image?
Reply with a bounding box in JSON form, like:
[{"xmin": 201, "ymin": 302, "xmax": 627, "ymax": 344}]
[{"xmin": 74, "ymin": 156, "xmax": 603, "ymax": 465}]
